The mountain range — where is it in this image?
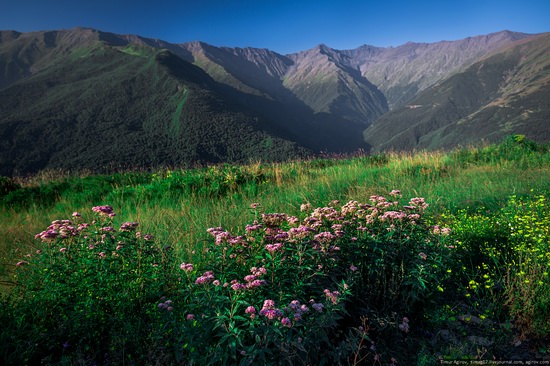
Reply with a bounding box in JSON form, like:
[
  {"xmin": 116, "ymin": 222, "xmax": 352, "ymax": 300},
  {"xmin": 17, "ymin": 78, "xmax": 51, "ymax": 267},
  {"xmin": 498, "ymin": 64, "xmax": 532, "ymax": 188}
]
[{"xmin": 0, "ymin": 28, "xmax": 548, "ymax": 175}]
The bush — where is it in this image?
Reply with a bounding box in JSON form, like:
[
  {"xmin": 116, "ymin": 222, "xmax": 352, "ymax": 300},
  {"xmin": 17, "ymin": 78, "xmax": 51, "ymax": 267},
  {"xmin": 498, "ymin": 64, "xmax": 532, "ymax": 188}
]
[{"xmin": 2, "ymin": 192, "xmax": 455, "ymax": 365}]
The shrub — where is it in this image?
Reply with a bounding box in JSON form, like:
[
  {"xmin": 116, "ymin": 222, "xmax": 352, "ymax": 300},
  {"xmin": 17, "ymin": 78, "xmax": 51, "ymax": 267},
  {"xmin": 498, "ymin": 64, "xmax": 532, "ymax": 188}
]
[{"xmin": 2, "ymin": 191, "xmax": 454, "ymax": 365}]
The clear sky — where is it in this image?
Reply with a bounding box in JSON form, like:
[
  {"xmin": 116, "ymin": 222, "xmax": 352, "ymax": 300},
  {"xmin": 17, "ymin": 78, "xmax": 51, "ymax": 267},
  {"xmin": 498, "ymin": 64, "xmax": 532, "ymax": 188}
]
[{"xmin": 2, "ymin": 0, "xmax": 549, "ymax": 54}]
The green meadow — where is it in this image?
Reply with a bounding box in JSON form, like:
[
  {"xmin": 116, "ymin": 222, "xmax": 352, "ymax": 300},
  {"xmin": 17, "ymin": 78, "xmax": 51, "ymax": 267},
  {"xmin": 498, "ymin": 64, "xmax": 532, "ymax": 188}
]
[{"xmin": 1, "ymin": 135, "xmax": 549, "ymax": 365}]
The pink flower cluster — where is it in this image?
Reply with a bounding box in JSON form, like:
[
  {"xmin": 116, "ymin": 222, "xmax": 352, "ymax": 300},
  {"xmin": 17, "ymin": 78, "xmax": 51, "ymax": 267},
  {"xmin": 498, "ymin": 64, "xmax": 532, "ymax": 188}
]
[
  {"xmin": 265, "ymin": 243, "xmax": 283, "ymax": 253},
  {"xmin": 120, "ymin": 221, "xmax": 139, "ymax": 232},
  {"xmin": 324, "ymin": 289, "xmax": 341, "ymax": 304},
  {"xmin": 35, "ymin": 220, "xmax": 79, "ymax": 241},
  {"xmin": 285, "ymin": 299, "xmax": 310, "ymax": 321},
  {"xmin": 432, "ymin": 225, "xmax": 451, "ymax": 235},
  {"xmin": 157, "ymin": 298, "xmax": 173, "ymax": 311},
  {"xmin": 180, "ymin": 262, "xmax": 194, "ymax": 271},
  {"xmin": 406, "ymin": 197, "xmax": 429, "ymax": 211},
  {"xmin": 259, "ymin": 299, "xmax": 284, "ymax": 320},
  {"xmin": 230, "ymin": 267, "xmax": 267, "ymax": 291},
  {"xmin": 195, "ymin": 271, "xmax": 215, "ymax": 285},
  {"xmin": 207, "ymin": 227, "xmax": 247, "ymax": 247},
  {"xmin": 261, "ymin": 213, "xmax": 287, "ymax": 228},
  {"xmin": 92, "ymin": 205, "xmax": 116, "ymax": 217}
]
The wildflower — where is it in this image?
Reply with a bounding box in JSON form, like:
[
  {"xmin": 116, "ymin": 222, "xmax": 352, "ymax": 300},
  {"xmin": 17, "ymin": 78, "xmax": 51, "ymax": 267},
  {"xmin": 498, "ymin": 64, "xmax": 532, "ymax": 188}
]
[
  {"xmin": 36, "ymin": 249, "xmax": 42, "ymax": 255},
  {"xmin": 250, "ymin": 203, "xmax": 261, "ymax": 209},
  {"xmin": 244, "ymin": 274, "xmax": 256, "ymax": 282},
  {"xmin": 245, "ymin": 306, "xmax": 256, "ymax": 319},
  {"xmin": 314, "ymin": 231, "xmax": 337, "ymax": 244},
  {"xmin": 265, "ymin": 243, "xmax": 283, "ymax": 253},
  {"xmin": 35, "ymin": 229, "xmax": 59, "ymax": 241},
  {"xmin": 398, "ymin": 317, "xmax": 410, "ymax": 333},
  {"xmin": 281, "ymin": 317, "xmax": 292, "ymax": 327},
  {"xmin": 98, "ymin": 252, "xmax": 106, "ymax": 258},
  {"xmin": 260, "ymin": 308, "xmax": 283, "ymax": 320},
  {"xmin": 408, "ymin": 197, "xmax": 428, "ymax": 210},
  {"xmin": 15, "ymin": 261, "xmax": 27, "ymax": 267},
  {"xmin": 180, "ymin": 262, "xmax": 194, "ymax": 272},
  {"xmin": 72, "ymin": 212, "xmax": 81, "ymax": 217},
  {"xmin": 92, "ymin": 205, "xmax": 115, "ymax": 217},
  {"xmin": 143, "ymin": 234, "xmax": 154, "ymax": 241},
  {"xmin": 287, "ymin": 216, "xmax": 300, "ymax": 226},
  {"xmin": 261, "ymin": 213, "xmax": 287, "ymax": 228},
  {"xmin": 215, "ymin": 231, "xmax": 231, "ymax": 244},
  {"xmin": 418, "ymin": 252, "xmax": 427, "ymax": 260},
  {"xmin": 250, "ymin": 267, "xmax": 267, "ymax": 276},
  {"xmin": 231, "ymin": 282, "xmax": 246, "ymax": 291},
  {"xmin": 59, "ymin": 247, "xmax": 67, "ymax": 253},
  {"xmin": 389, "ymin": 189, "xmax": 401, "ymax": 197},
  {"xmin": 350, "ymin": 264, "xmax": 358, "ymax": 271},
  {"xmin": 120, "ymin": 221, "xmax": 139, "ymax": 231},
  {"xmin": 245, "ymin": 222, "xmax": 262, "ymax": 232},
  {"xmin": 212, "ymin": 280, "xmax": 221, "ymax": 286},
  {"xmin": 195, "ymin": 271, "xmax": 215, "ymax": 285},
  {"xmin": 187, "ymin": 314, "xmax": 195, "ymax": 320},
  {"xmin": 324, "ymin": 289, "xmax": 340, "ymax": 304},
  {"xmin": 300, "ymin": 203, "xmax": 312, "ymax": 212},
  {"xmin": 312, "ymin": 303, "xmax": 324, "ymax": 313},
  {"xmin": 379, "ymin": 211, "xmax": 407, "ymax": 221},
  {"xmin": 100, "ymin": 226, "xmax": 115, "ymax": 232},
  {"xmin": 207, "ymin": 227, "xmax": 224, "ymax": 236}
]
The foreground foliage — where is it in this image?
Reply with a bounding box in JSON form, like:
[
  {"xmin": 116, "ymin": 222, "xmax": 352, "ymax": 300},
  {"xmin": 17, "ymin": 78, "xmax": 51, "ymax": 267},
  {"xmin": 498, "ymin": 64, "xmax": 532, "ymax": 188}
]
[{"xmin": 1, "ymin": 137, "xmax": 549, "ymax": 364}]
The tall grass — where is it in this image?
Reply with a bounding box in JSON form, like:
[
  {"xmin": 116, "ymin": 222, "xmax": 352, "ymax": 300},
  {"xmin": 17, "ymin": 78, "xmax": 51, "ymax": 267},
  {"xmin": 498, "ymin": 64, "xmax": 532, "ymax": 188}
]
[{"xmin": 1, "ymin": 137, "xmax": 548, "ymax": 269}]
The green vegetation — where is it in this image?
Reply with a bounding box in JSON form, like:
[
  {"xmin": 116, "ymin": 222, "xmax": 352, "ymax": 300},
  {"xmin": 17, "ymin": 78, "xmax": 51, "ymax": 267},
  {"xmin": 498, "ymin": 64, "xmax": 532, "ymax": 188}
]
[
  {"xmin": 0, "ymin": 40, "xmax": 308, "ymax": 176},
  {"xmin": 1, "ymin": 136, "xmax": 549, "ymax": 364}
]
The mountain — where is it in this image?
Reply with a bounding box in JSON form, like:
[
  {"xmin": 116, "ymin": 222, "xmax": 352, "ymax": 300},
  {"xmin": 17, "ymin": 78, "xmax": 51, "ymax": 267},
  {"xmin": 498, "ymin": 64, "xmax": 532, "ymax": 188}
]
[
  {"xmin": 345, "ymin": 30, "xmax": 532, "ymax": 108},
  {"xmin": 0, "ymin": 28, "xmax": 548, "ymax": 175},
  {"xmin": 0, "ymin": 29, "xmax": 310, "ymax": 176},
  {"xmin": 363, "ymin": 33, "xmax": 550, "ymax": 151}
]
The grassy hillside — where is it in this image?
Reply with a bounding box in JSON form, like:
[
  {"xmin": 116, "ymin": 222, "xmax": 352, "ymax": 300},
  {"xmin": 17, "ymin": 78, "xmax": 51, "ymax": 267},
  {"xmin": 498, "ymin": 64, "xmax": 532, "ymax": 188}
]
[{"xmin": 1, "ymin": 137, "xmax": 549, "ymax": 364}]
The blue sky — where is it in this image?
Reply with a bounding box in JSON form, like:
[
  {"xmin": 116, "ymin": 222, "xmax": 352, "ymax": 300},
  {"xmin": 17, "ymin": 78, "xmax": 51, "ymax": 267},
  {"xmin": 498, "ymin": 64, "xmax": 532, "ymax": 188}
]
[{"xmin": 2, "ymin": 0, "xmax": 549, "ymax": 54}]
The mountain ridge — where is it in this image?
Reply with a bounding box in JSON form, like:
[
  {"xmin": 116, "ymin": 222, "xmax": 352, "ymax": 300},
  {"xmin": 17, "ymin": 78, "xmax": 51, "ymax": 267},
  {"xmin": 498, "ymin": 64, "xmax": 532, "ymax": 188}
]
[{"xmin": 0, "ymin": 28, "xmax": 548, "ymax": 175}]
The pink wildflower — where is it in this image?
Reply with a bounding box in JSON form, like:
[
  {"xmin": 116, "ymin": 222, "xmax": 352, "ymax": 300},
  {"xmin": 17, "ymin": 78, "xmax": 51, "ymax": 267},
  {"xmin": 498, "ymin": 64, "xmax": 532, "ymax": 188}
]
[
  {"xmin": 324, "ymin": 289, "xmax": 340, "ymax": 304},
  {"xmin": 265, "ymin": 243, "xmax": 283, "ymax": 253},
  {"xmin": 245, "ymin": 306, "xmax": 256, "ymax": 319},
  {"xmin": 300, "ymin": 203, "xmax": 312, "ymax": 212},
  {"xmin": 180, "ymin": 262, "xmax": 194, "ymax": 271},
  {"xmin": 92, "ymin": 205, "xmax": 115, "ymax": 217},
  {"xmin": 187, "ymin": 314, "xmax": 195, "ymax": 320},
  {"xmin": 195, "ymin": 271, "xmax": 215, "ymax": 285},
  {"xmin": 389, "ymin": 190, "xmax": 401, "ymax": 197},
  {"xmin": 120, "ymin": 222, "xmax": 139, "ymax": 231},
  {"xmin": 281, "ymin": 317, "xmax": 292, "ymax": 327}
]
